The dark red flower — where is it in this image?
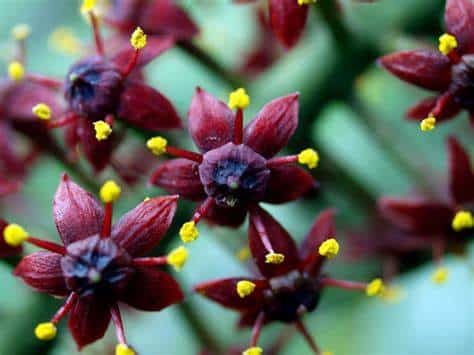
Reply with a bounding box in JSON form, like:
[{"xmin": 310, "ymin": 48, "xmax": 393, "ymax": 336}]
[
  {"xmin": 195, "ymin": 207, "xmax": 384, "ymax": 354},
  {"xmin": 9, "ymin": 174, "xmax": 184, "ymax": 351},
  {"xmin": 0, "ymin": 219, "xmax": 21, "ymax": 258},
  {"xmin": 379, "ymin": 0, "xmax": 474, "ymax": 129},
  {"xmin": 148, "ymin": 87, "xmax": 317, "ymax": 239},
  {"xmin": 378, "ymin": 137, "xmax": 473, "ymax": 281}
]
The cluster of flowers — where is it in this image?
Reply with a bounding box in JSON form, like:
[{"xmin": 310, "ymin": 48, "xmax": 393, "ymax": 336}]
[{"xmin": 0, "ymin": 0, "xmax": 471, "ymax": 355}]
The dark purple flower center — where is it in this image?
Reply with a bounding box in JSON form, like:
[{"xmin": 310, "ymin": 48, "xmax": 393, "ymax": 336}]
[
  {"xmin": 198, "ymin": 143, "xmax": 270, "ymax": 207},
  {"xmin": 65, "ymin": 56, "xmax": 123, "ymax": 120},
  {"xmin": 61, "ymin": 235, "xmax": 134, "ymax": 297},
  {"xmin": 450, "ymin": 54, "xmax": 474, "ymax": 110},
  {"xmin": 262, "ymin": 271, "xmax": 322, "ymax": 323}
]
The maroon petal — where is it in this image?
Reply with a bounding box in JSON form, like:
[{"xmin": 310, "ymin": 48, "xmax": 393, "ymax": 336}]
[
  {"xmin": 68, "ymin": 296, "xmax": 111, "ymax": 350},
  {"xmin": 0, "ymin": 220, "xmax": 21, "ymax": 257},
  {"xmin": 0, "ymin": 178, "xmax": 21, "ymax": 197},
  {"xmin": 379, "ymin": 50, "xmax": 452, "ymax": 91},
  {"xmin": 269, "ymin": 0, "xmax": 309, "ymax": 48},
  {"xmin": 13, "ymin": 251, "xmax": 68, "ymax": 296},
  {"xmin": 248, "ymin": 206, "xmax": 300, "ymax": 278},
  {"xmin": 188, "ymin": 87, "xmax": 234, "ymax": 152},
  {"xmin": 112, "ymin": 195, "xmax": 178, "ymax": 256},
  {"xmin": 121, "ymin": 267, "xmax": 183, "ymax": 311},
  {"xmin": 244, "ymin": 93, "xmax": 299, "ymax": 158},
  {"xmin": 204, "ymin": 203, "xmax": 247, "ymax": 228},
  {"xmin": 300, "ymin": 209, "xmax": 337, "ymax": 259},
  {"xmin": 378, "ymin": 197, "xmax": 454, "ymax": 234},
  {"xmin": 264, "ymin": 165, "xmax": 315, "ymax": 204},
  {"xmin": 0, "ymin": 122, "xmax": 26, "ymax": 176},
  {"xmin": 194, "ymin": 277, "xmax": 267, "ymax": 311},
  {"xmin": 53, "ymin": 174, "xmax": 104, "ymax": 246},
  {"xmin": 445, "ymin": 0, "xmax": 474, "ymax": 53},
  {"xmin": 448, "ymin": 136, "xmax": 474, "ymax": 204},
  {"xmin": 117, "ymin": 81, "xmax": 182, "ymax": 131},
  {"xmin": 149, "ymin": 159, "xmax": 205, "ymax": 201}
]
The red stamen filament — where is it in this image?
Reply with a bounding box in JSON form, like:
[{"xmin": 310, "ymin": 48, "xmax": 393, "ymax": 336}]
[
  {"xmin": 320, "ymin": 277, "xmax": 366, "ymax": 292},
  {"xmin": 192, "ymin": 197, "xmax": 214, "ymax": 224},
  {"xmin": 27, "ymin": 74, "xmax": 63, "ymax": 89},
  {"xmin": 105, "ymin": 113, "xmax": 115, "ymax": 126},
  {"xmin": 27, "ymin": 237, "xmax": 66, "ymax": 255},
  {"xmin": 47, "ymin": 113, "xmax": 78, "ymax": 129},
  {"xmin": 295, "ymin": 319, "xmax": 320, "ymax": 355},
  {"xmin": 51, "ymin": 293, "xmax": 78, "ymax": 324},
  {"xmin": 111, "ymin": 303, "xmax": 127, "ymax": 345},
  {"xmin": 133, "ymin": 256, "xmax": 168, "ymax": 267},
  {"xmin": 234, "ymin": 108, "xmax": 244, "ymax": 144},
  {"xmin": 432, "ymin": 237, "xmax": 445, "ymax": 266},
  {"xmin": 250, "ymin": 312, "xmax": 265, "ymax": 347},
  {"xmin": 122, "ymin": 49, "xmax": 140, "ymax": 78},
  {"xmin": 430, "ymin": 92, "xmax": 453, "ymax": 118},
  {"xmin": 89, "ymin": 11, "xmax": 104, "ymax": 56},
  {"xmin": 101, "ymin": 202, "xmax": 113, "ymax": 238},
  {"xmin": 166, "ymin": 146, "xmax": 203, "ymax": 163},
  {"xmin": 250, "ymin": 206, "xmax": 275, "ymax": 254},
  {"xmin": 266, "ymin": 155, "xmax": 298, "ymax": 168}
]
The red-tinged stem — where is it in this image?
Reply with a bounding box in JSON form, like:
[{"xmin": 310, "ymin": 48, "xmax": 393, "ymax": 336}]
[
  {"xmin": 320, "ymin": 277, "xmax": 366, "ymax": 292},
  {"xmin": 101, "ymin": 202, "xmax": 113, "ymax": 238},
  {"xmin": 133, "ymin": 256, "xmax": 168, "ymax": 267},
  {"xmin": 249, "ymin": 205, "xmax": 275, "ymax": 254},
  {"xmin": 111, "ymin": 303, "xmax": 127, "ymax": 345},
  {"xmin": 122, "ymin": 49, "xmax": 140, "ymax": 78},
  {"xmin": 431, "ymin": 92, "xmax": 453, "ymax": 117},
  {"xmin": 192, "ymin": 197, "xmax": 214, "ymax": 224},
  {"xmin": 432, "ymin": 237, "xmax": 445, "ymax": 266},
  {"xmin": 51, "ymin": 293, "xmax": 78, "ymax": 324},
  {"xmin": 266, "ymin": 155, "xmax": 298, "ymax": 168},
  {"xmin": 250, "ymin": 312, "xmax": 265, "ymax": 347},
  {"xmin": 166, "ymin": 146, "xmax": 203, "ymax": 163},
  {"xmin": 234, "ymin": 108, "xmax": 244, "ymax": 144},
  {"xmin": 47, "ymin": 113, "xmax": 78, "ymax": 129},
  {"xmin": 27, "ymin": 237, "xmax": 66, "ymax": 255},
  {"xmin": 27, "ymin": 74, "xmax": 63, "ymax": 89},
  {"xmin": 295, "ymin": 319, "xmax": 320, "ymax": 355},
  {"xmin": 89, "ymin": 11, "xmax": 104, "ymax": 56},
  {"xmin": 105, "ymin": 113, "xmax": 115, "ymax": 126}
]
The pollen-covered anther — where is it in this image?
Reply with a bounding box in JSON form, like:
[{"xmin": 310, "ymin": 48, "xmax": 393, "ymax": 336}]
[
  {"xmin": 179, "ymin": 221, "xmax": 199, "ymax": 243},
  {"xmin": 236, "ymin": 246, "xmax": 251, "ymax": 261},
  {"xmin": 130, "ymin": 27, "xmax": 147, "ymax": 49},
  {"xmin": 243, "ymin": 346, "xmax": 263, "ymax": 355},
  {"xmin": 34, "ymin": 322, "xmax": 57, "ymax": 341},
  {"xmin": 236, "ymin": 280, "xmax": 256, "ymax": 298},
  {"xmin": 8, "ymin": 61, "xmax": 25, "ymax": 81},
  {"xmin": 116, "ymin": 344, "xmax": 135, "ymax": 355},
  {"xmin": 12, "ymin": 24, "xmax": 31, "ymax": 40},
  {"xmin": 420, "ymin": 116, "xmax": 436, "ymax": 131},
  {"xmin": 298, "ymin": 148, "xmax": 319, "ymax": 169},
  {"xmin": 49, "ymin": 27, "xmax": 82, "ymax": 55},
  {"xmin": 32, "ymin": 103, "xmax": 52, "ymax": 121},
  {"xmin": 81, "ymin": 0, "xmax": 97, "ymax": 13},
  {"xmin": 297, "ymin": 0, "xmax": 317, "ymax": 5},
  {"xmin": 432, "ymin": 267, "xmax": 449, "ymax": 284},
  {"xmin": 93, "ymin": 120, "xmax": 112, "ymax": 141},
  {"xmin": 318, "ymin": 238, "xmax": 340, "ymax": 259},
  {"xmin": 451, "ymin": 210, "xmax": 473, "ymax": 231},
  {"xmin": 366, "ymin": 278, "xmax": 385, "ymax": 297},
  {"xmin": 438, "ymin": 33, "xmax": 458, "ymax": 55},
  {"xmin": 100, "ymin": 180, "xmax": 122, "ymax": 203},
  {"xmin": 228, "ymin": 88, "xmax": 250, "ymax": 110},
  {"xmin": 265, "ymin": 252, "xmax": 285, "ymax": 264},
  {"xmin": 147, "ymin": 136, "xmax": 168, "ymax": 156},
  {"xmin": 167, "ymin": 246, "xmax": 189, "ymax": 271},
  {"xmin": 3, "ymin": 223, "xmax": 28, "ymax": 247}
]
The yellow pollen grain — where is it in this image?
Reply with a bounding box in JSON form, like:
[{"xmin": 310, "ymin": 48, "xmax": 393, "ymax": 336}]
[
  {"xmin": 318, "ymin": 238, "xmax": 340, "ymax": 259},
  {"xmin": 130, "ymin": 27, "xmax": 147, "ymax": 49},
  {"xmin": 12, "ymin": 24, "xmax": 31, "ymax": 40},
  {"xmin": 3, "ymin": 223, "xmax": 28, "ymax": 247},
  {"xmin": 228, "ymin": 88, "xmax": 250, "ymax": 110},
  {"xmin": 179, "ymin": 221, "xmax": 199, "ymax": 243},
  {"xmin": 81, "ymin": 0, "xmax": 97, "ymax": 13},
  {"xmin": 8, "ymin": 61, "xmax": 25, "ymax": 81},
  {"xmin": 298, "ymin": 0, "xmax": 317, "ymax": 5},
  {"xmin": 243, "ymin": 347, "xmax": 263, "ymax": 355},
  {"xmin": 35, "ymin": 322, "xmax": 57, "ymax": 341},
  {"xmin": 93, "ymin": 120, "xmax": 112, "ymax": 141},
  {"xmin": 265, "ymin": 252, "xmax": 285, "ymax": 264},
  {"xmin": 366, "ymin": 278, "xmax": 385, "ymax": 297},
  {"xmin": 100, "ymin": 180, "xmax": 121, "ymax": 203},
  {"xmin": 116, "ymin": 344, "xmax": 135, "ymax": 355},
  {"xmin": 452, "ymin": 211, "xmax": 473, "ymax": 231},
  {"xmin": 167, "ymin": 246, "xmax": 189, "ymax": 271},
  {"xmin": 32, "ymin": 103, "xmax": 52, "ymax": 121},
  {"xmin": 147, "ymin": 136, "xmax": 168, "ymax": 156},
  {"xmin": 438, "ymin": 33, "xmax": 458, "ymax": 55},
  {"xmin": 236, "ymin": 280, "xmax": 256, "ymax": 298},
  {"xmin": 298, "ymin": 148, "xmax": 319, "ymax": 169},
  {"xmin": 322, "ymin": 352, "xmax": 334, "ymax": 355},
  {"xmin": 432, "ymin": 267, "xmax": 449, "ymax": 284},
  {"xmin": 420, "ymin": 116, "xmax": 436, "ymax": 132},
  {"xmin": 49, "ymin": 27, "xmax": 82, "ymax": 55}
]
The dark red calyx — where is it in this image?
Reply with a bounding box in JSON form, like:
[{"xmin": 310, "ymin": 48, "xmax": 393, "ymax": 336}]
[
  {"xmin": 198, "ymin": 143, "xmax": 270, "ymax": 207},
  {"xmin": 263, "ymin": 270, "xmax": 322, "ymax": 323},
  {"xmin": 61, "ymin": 235, "xmax": 134, "ymax": 297},
  {"xmin": 450, "ymin": 55, "xmax": 474, "ymax": 110},
  {"xmin": 64, "ymin": 56, "xmax": 123, "ymax": 120}
]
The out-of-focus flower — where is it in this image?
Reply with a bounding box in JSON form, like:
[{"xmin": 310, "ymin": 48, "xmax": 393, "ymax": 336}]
[
  {"xmin": 148, "ymin": 87, "xmax": 317, "ymax": 240},
  {"xmin": 195, "ymin": 208, "xmax": 384, "ymax": 354},
  {"xmin": 379, "ymin": 0, "xmax": 474, "ymax": 129},
  {"xmin": 8, "ymin": 174, "xmax": 184, "ymax": 351}
]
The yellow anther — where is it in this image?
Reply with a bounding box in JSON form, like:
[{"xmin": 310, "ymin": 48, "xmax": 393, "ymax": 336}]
[
  {"xmin": 12, "ymin": 24, "xmax": 31, "ymax": 41},
  {"xmin": 167, "ymin": 246, "xmax": 189, "ymax": 271},
  {"xmin": 452, "ymin": 211, "xmax": 473, "ymax": 231},
  {"xmin": 81, "ymin": 0, "xmax": 97, "ymax": 13},
  {"xmin": 366, "ymin": 278, "xmax": 385, "ymax": 297},
  {"xmin": 146, "ymin": 136, "xmax": 168, "ymax": 156},
  {"xmin": 49, "ymin": 27, "xmax": 82, "ymax": 55},
  {"xmin": 130, "ymin": 27, "xmax": 147, "ymax": 49},
  {"xmin": 116, "ymin": 344, "xmax": 135, "ymax": 355},
  {"xmin": 298, "ymin": 0, "xmax": 317, "ymax": 5},
  {"xmin": 420, "ymin": 116, "xmax": 436, "ymax": 131},
  {"xmin": 100, "ymin": 180, "xmax": 121, "ymax": 203},
  {"xmin": 380, "ymin": 285, "xmax": 405, "ymax": 304},
  {"xmin": 8, "ymin": 61, "xmax": 25, "ymax": 81},
  {"xmin": 143, "ymin": 196, "xmax": 151, "ymax": 202},
  {"xmin": 438, "ymin": 33, "xmax": 458, "ymax": 55},
  {"xmin": 318, "ymin": 238, "xmax": 340, "ymax": 259},
  {"xmin": 34, "ymin": 322, "xmax": 57, "ymax": 341},
  {"xmin": 322, "ymin": 352, "xmax": 334, "ymax": 355},
  {"xmin": 265, "ymin": 252, "xmax": 285, "ymax": 264},
  {"xmin": 179, "ymin": 221, "xmax": 199, "ymax": 243},
  {"xmin": 236, "ymin": 246, "xmax": 251, "ymax": 261},
  {"xmin": 228, "ymin": 88, "xmax": 250, "ymax": 110},
  {"xmin": 93, "ymin": 120, "xmax": 112, "ymax": 141},
  {"xmin": 236, "ymin": 280, "xmax": 256, "ymax": 298},
  {"xmin": 432, "ymin": 267, "xmax": 449, "ymax": 284},
  {"xmin": 32, "ymin": 103, "xmax": 52, "ymax": 121},
  {"xmin": 3, "ymin": 224, "xmax": 28, "ymax": 247},
  {"xmin": 243, "ymin": 347, "xmax": 263, "ymax": 355},
  {"xmin": 298, "ymin": 148, "xmax": 319, "ymax": 169}
]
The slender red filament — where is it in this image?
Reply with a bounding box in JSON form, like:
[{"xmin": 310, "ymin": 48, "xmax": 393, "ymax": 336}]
[
  {"xmin": 133, "ymin": 256, "xmax": 168, "ymax": 267},
  {"xmin": 101, "ymin": 202, "xmax": 113, "ymax": 238},
  {"xmin": 17, "ymin": 40, "xmax": 26, "ymax": 66},
  {"xmin": 250, "ymin": 312, "xmax": 265, "ymax": 347},
  {"xmin": 27, "ymin": 237, "xmax": 66, "ymax": 255},
  {"xmin": 105, "ymin": 113, "xmax": 115, "ymax": 126},
  {"xmin": 431, "ymin": 92, "xmax": 453, "ymax": 117},
  {"xmin": 27, "ymin": 74, "xmax": 63, "ymax": 89},
  {"xmin": 266, "ymin": 155, "xmax": 298, "ymax": 168},
  {"xmin": 295, "ymin": 319, "xmax": 320, "ymax": 355},
  {"xmin": 250, "ymin": 206, "xmax": 275, "ymax": 254},
  {"xmin": 51, "ymin": 293, "xmax": 78, "ymax": 324},
  {"xmin": 234, "ymin": 108, "xmax": 244, "ymax": 144},
  {"xmin": 111, "ymin": 303, "xmax": 127, "ymax": 345},
  {"xmin": 89, "ymin": 11, "xmax": 104, "ymax": 56},
  {"xmin": 192, "ymin": 197, "xmax": 214, "ymax": 224},
  {"xmin": 122, "ymin": 49, "xmax": 140, "ymax": 78},
  {"xmin": 166, "ymin": 146, "xmax": 203, "ymax": 163},
  {"xmin": 47, "ymin": 113, "xmax": 78, "ymax": 129},
  {"xmin": 432, "ymin": 237, "xmax": 445, "ymax": 266},
  {"xmin": 320, "ymin": 277, "xmax": 366, "ymax": 291}
]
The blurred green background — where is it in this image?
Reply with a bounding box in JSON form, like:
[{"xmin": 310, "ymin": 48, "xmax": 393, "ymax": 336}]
[{"xmin": 0, "ymin": 0, "xmax": 472, "ymax": 354}]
